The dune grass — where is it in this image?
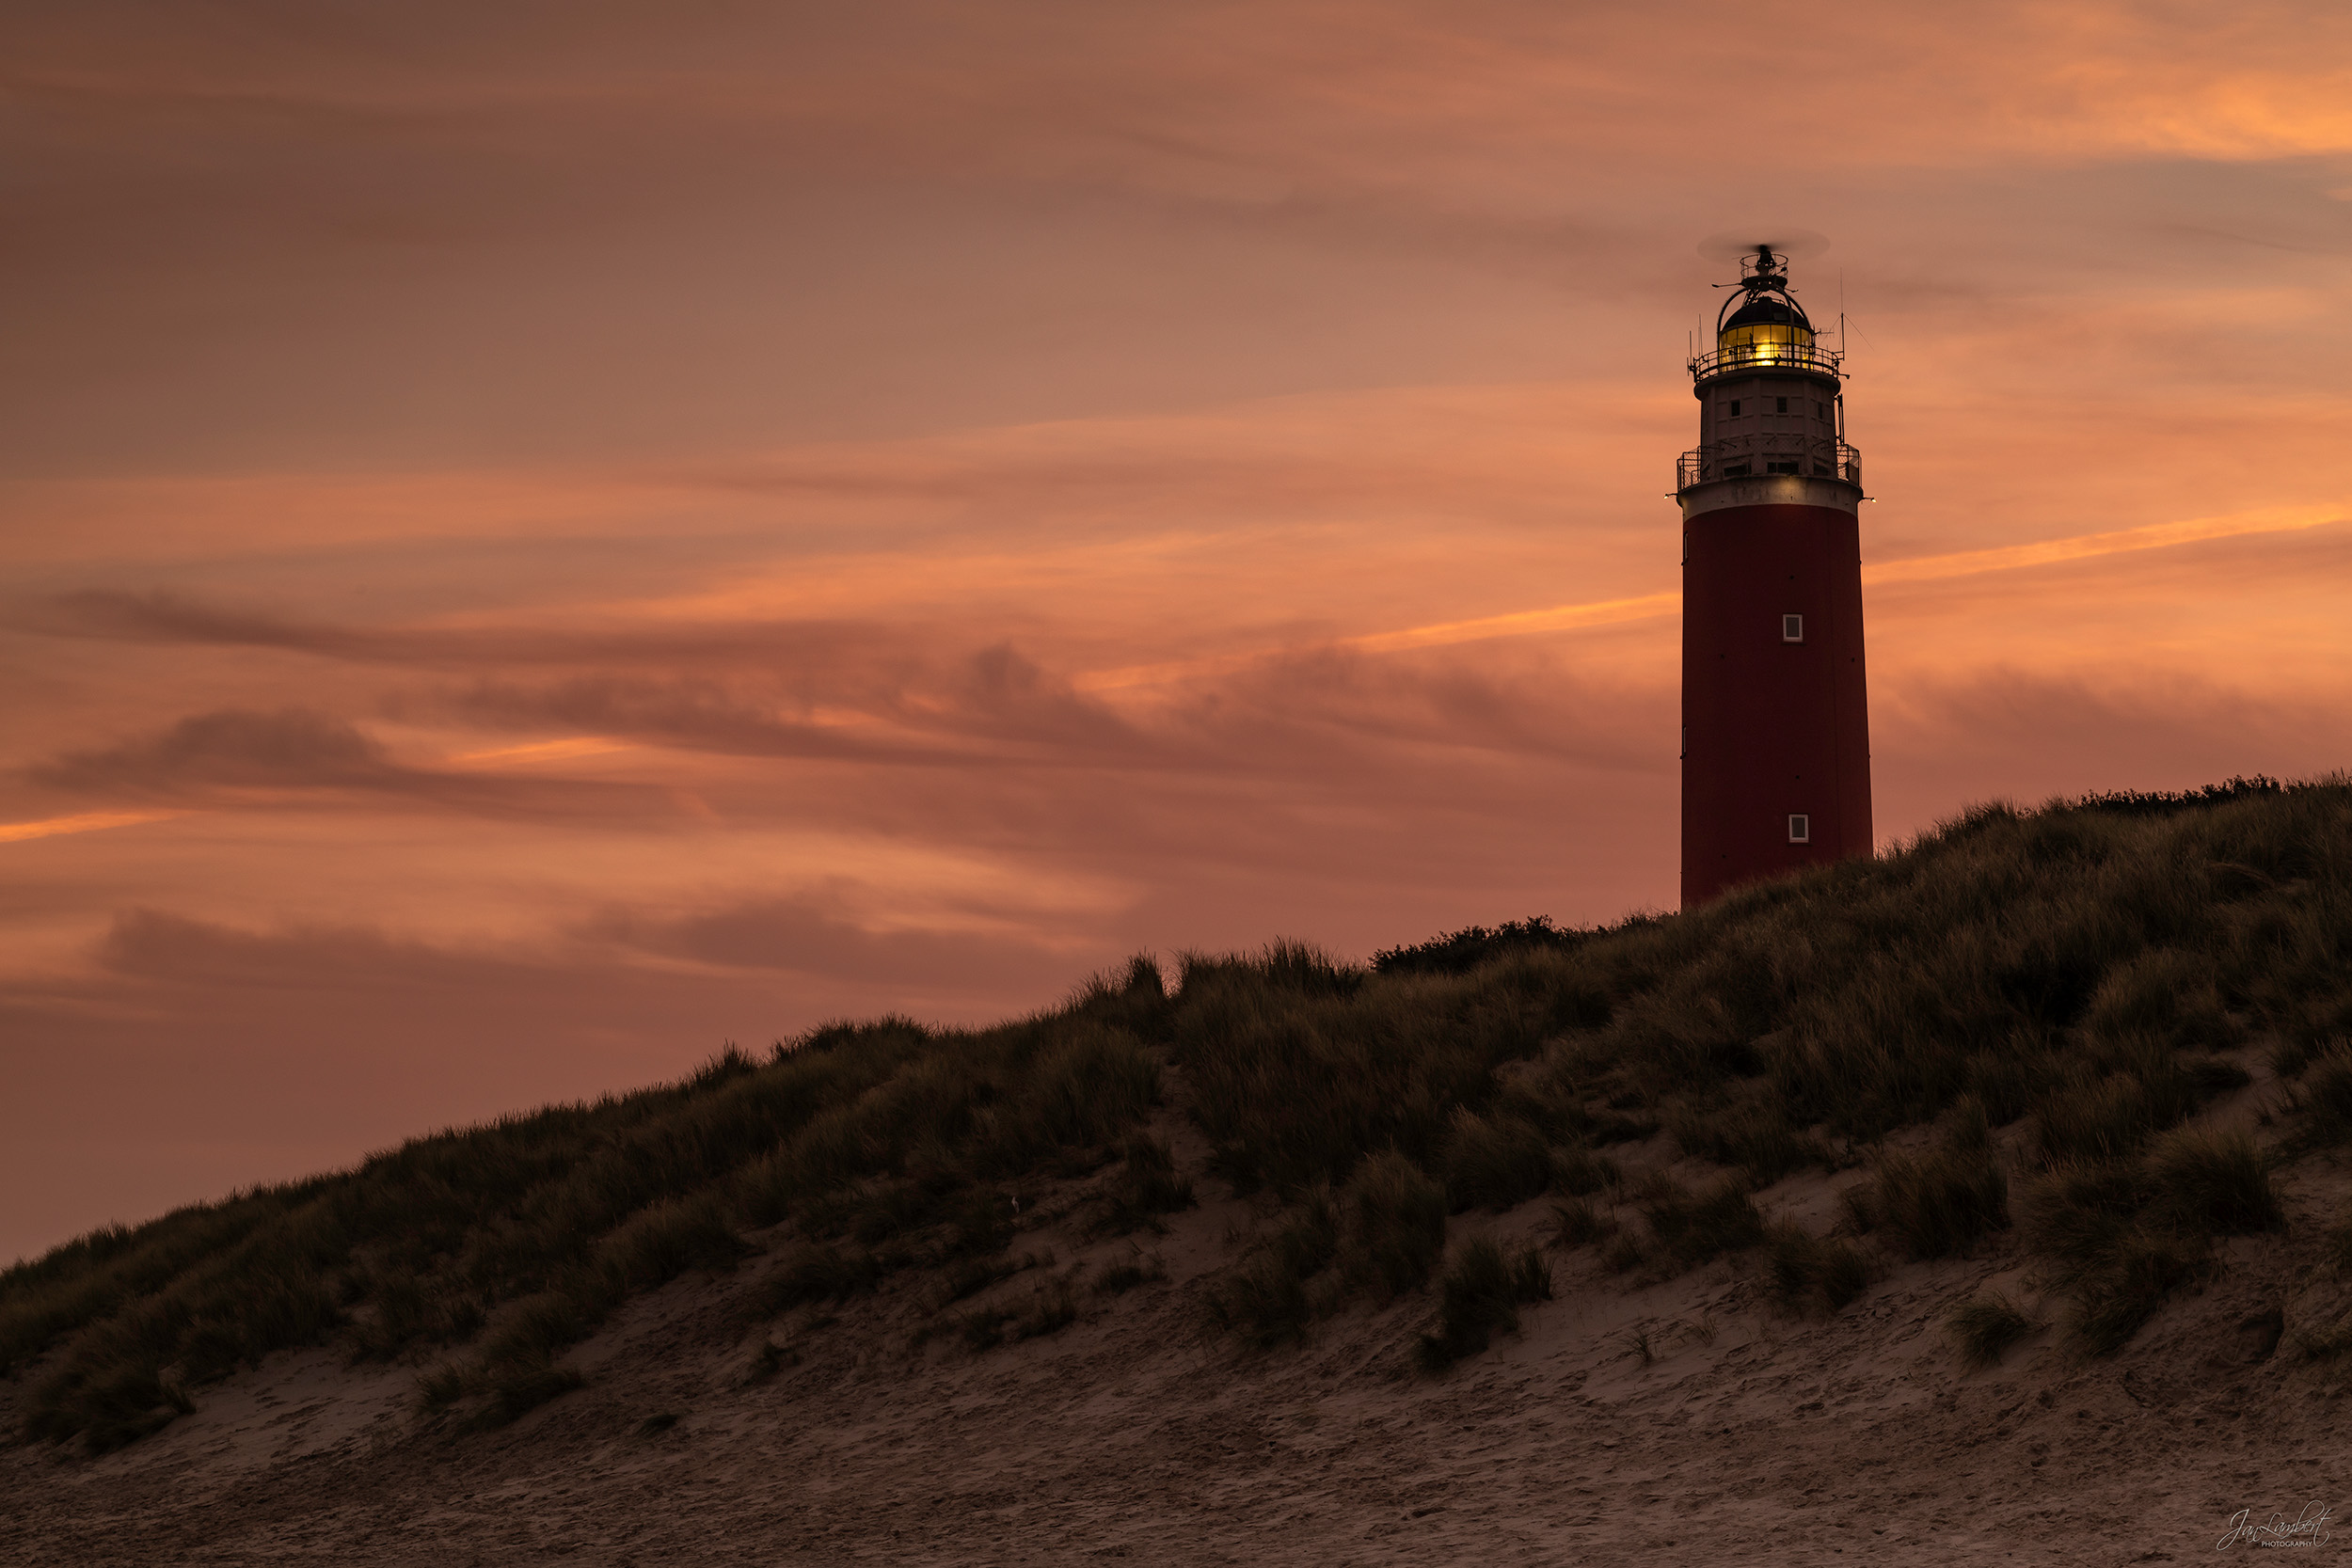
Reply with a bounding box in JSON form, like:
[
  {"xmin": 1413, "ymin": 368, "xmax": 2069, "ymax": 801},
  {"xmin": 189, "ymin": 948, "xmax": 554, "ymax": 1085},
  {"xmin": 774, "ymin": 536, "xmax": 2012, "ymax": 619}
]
[
  {"xmin": 1546, "ymin": 1195, "xmax": 1618, "ymax": 1251},
  {"xmin": 2145, "ymin": 1128, "xmax": 2283, "ymax": 1236},
  {"xmin": 1417, "ymin": 1238, "xmax": 1554, "ymax": 1370},
  {"xmin": 1637, "ymin": 1176, "xmax": 1767, "ymax": 1267},
  {"xmin": 1846, "ymin": 1100, "xmax": 2010, "ymax": 1259},
  {"xmin": 1765, "ymin": 1222, "xmax": 1874, "ymax": 1314},
  {"xmin": 1093, "ymin": 1136, "xmax": 1197, "ymax": 1236},
  {"xmin": 10, "ymin": 777, "xmax": 2352, "ymax": 1446},
  {"xmin": 2014, "ymin": 1121, "xmax": 2283, "ymax": 1353},
  {"xmin": 1440, "ymin": 1107, "xmax": 1555, "ymax": 1212},
  {"xmin": 1203, "ymin": 1189, "xmax": 1342, "ymax": 1350},
  {"xmin": 1093, "ymin": 1255, "xmax": 1167, "ymax": 1295},
  {"xmin": 952, "ymin": 1268, "xmax": 1086, "ymax": 1350},
  {"xmin": 1342, "ymin": 1150, "xmax": 1451, "ymax": 1298},
  {"xmin": 1947, "ymin": 1291, "xmax": 2042, "ymax": 1369}
]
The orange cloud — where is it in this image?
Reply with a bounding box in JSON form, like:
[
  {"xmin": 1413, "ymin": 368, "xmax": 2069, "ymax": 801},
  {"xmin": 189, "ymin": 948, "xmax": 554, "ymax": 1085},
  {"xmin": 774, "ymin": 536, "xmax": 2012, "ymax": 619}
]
[
  {"xmin": 0, "ymin": 809, "xmax": 180, "ymax": 845},
  {"xmin": 1865, "ymin": 505, "xmax": 2352, "ymax": 587},
  {"xmin": 448, "ymin": 736, "xmax": 633, "ymax": 766},
  {"xmin": 1073, "ymin": 501, "xmax": 2352, "ymax": 691}
]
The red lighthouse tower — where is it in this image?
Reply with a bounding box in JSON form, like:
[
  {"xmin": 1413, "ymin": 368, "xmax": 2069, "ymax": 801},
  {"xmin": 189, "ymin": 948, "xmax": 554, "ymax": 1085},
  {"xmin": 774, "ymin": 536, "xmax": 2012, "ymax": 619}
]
[{"xmin": 1677, "ymin": 245, "xmax": 1871, "ymax": 905}]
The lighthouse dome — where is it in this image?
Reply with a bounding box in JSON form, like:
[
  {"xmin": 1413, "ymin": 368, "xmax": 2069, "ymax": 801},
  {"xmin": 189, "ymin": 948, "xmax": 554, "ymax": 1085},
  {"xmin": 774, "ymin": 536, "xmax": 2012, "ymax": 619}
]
[
  {"xmin": 1716, "ymin": 292, "xmax": 1815, "ymax": 362},
  {"xmin": 1720, "ymin": 295, "xmax": 1813, "ymax": 334}
]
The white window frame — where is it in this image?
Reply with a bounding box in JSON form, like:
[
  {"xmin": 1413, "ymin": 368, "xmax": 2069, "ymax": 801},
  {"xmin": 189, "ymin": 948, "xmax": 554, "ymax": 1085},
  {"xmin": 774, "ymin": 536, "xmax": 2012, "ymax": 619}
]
[
  {"xmin": 1788, "ymin": 814, "xmax": 1811, "ymax": 844},
  {"xmin": 1782, "ymin": 613, "xmax": 1804, "ymax": 643}
]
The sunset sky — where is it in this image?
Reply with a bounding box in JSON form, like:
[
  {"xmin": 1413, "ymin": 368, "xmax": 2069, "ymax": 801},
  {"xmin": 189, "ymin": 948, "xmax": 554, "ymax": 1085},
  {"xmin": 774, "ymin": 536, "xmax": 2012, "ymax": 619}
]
[{"xmin": 7, "ymin": 0, "xmax": 2352, "ymax": 1262}]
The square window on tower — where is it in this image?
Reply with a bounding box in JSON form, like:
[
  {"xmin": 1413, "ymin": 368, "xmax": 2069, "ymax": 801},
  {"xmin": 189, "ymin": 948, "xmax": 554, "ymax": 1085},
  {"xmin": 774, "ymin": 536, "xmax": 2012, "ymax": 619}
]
[
  {"xmin": 1782, "ymin": 613, "xmax": 1804, "ymax": 642},
  {"xmin": 1728, "ymin": 400, "xmax": 1741, "ymax": 417},
  {"xmin": 1788, "ymin": 814, "xmax": 1811, "ymax": 844},
  {"xmin": 1815, "ymin": 401, "xmax": 1826, "ymax": 419},
  {"xmin": 1775, "ymin": 397, "xmax": 1788, "ymax": 413}
]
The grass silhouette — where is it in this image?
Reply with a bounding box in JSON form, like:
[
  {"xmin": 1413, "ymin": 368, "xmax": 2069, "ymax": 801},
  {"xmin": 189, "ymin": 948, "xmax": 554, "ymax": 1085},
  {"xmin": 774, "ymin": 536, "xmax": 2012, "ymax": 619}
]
[
  {"xmin": 1947, "ymin": 1291, "xmax": 2041, "ymax": 1369},
  {"xmin": 1846, "ymin": 1099, "xmax": 2010, "ymax": 1259},
  {"xmin": 9, "ymin": 775, "xmax": 2352, "ymax": 1448},
  {"xmin": 1765, "ymin": 1221, "xmax": 1873, "ymax": 1314},
  {"xmin": 1417, "ymin": 1238, "xmax": 1553, "ymax": 1370}
]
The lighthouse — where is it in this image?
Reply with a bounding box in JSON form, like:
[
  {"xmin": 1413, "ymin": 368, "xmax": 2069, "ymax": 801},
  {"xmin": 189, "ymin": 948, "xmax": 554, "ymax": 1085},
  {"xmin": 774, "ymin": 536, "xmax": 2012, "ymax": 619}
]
[{"xmin": 1677, "ymin": 245, "xmax": 1871, "ymax": 906}]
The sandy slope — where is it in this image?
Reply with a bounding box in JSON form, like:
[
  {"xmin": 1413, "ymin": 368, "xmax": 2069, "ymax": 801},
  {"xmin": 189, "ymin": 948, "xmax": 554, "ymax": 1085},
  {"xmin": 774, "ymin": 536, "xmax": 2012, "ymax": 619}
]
[{"xmin": 6, "ymin": 1087, "xmax": 2347, "ymax": 1566}]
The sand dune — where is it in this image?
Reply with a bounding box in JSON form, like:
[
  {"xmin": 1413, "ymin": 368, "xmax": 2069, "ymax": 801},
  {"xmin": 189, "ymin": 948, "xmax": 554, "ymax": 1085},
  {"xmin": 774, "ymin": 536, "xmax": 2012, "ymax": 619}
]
[{"xmin": 8, "ymin": 1069, "xmax": 2340, "ymax": 1566}]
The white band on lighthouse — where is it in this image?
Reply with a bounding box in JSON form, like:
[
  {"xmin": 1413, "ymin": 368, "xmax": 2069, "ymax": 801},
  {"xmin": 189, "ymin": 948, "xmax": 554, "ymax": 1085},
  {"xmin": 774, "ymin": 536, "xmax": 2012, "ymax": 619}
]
[{"xmin": 1679, "ymin": 473, "xmax": 1862, "ymax": 520}]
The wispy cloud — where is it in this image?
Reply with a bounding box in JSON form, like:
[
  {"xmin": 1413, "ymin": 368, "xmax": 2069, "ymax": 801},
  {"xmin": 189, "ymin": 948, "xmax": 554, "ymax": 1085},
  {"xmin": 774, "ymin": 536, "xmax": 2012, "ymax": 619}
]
[
  {"xmin": 446, "ymin": 736, "xmax": 634, "ymax": 766},
  {"xmin": 1077, "ymin": 502, "xmax": 2352, "ymax": 689},
  {"xmin": 0, "ymin": 809, "xmax": 181, "ymax": 845},
  {"xmin": 24, "ymin": 708, "xmax": 679, "ymax": 821},
  {"xmin": 1865, "ymin": 505, "xmax": 2352, "ymax": 587}
]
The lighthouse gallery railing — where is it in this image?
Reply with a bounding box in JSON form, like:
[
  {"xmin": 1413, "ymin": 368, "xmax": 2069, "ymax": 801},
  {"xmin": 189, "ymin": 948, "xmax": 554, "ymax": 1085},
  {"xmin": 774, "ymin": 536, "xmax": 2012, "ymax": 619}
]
[
  {"xmin": 1687, "ymin": 341, "xmax": 1846, "ymax": 383},
  {"xmin": 1677, "ymin": 439, "xmax": 1861, "ymax": 491}
]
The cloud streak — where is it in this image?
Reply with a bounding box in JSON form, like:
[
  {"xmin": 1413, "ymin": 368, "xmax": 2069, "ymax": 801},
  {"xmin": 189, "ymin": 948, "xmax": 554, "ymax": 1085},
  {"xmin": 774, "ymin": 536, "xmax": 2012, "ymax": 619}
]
[
  {"xmin": 0, "ymin": 808, "xmax": 180, "ymax": 845},
  {"xmin": 25, "ymin": 708, "xmax": 682, "ymax": 821}
]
